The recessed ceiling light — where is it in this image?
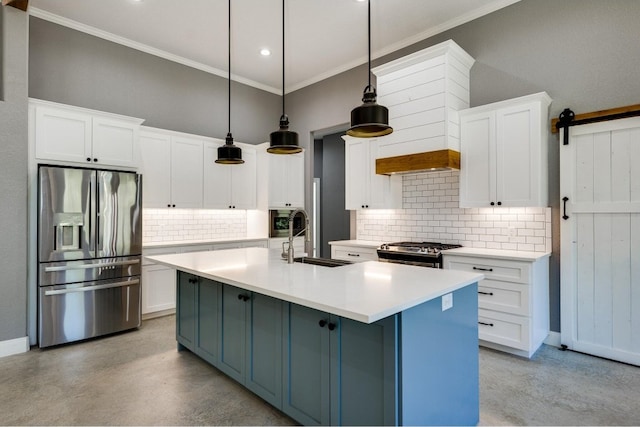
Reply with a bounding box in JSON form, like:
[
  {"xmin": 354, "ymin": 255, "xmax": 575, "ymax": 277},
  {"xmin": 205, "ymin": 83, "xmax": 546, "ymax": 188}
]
[{"xmin": 260, "ymin": 48, "xmax": 271, "ymax": 56}]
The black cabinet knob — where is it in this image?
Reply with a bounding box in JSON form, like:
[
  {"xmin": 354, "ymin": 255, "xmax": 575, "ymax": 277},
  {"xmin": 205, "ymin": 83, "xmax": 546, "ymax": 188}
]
[
  {"xmin": 93, "ymin": 158, "xmax": 98, "ymax": 162},
  {"xmin": 490, "ymin": 202, "xmax": 495, "ymax": 206},
  {"xmin": 497, "ymin": 201, "xmax": 502, "ymax": 206},
  {"xmin": 86, "ymin": 157, "xmax": 91, "ymax": 162},
  {"xmin": 318, "ymin": 319, "xmax": 327, "ymax": 328},
  {"xmin": 167, "ymin": 204, "xmax": 171, "ymax": 208},
  {"xmin": 172, "ymin": 204, "xmax": 176, "ymax": 208},
  {"xmin": 365, "ymin": 205, "xmax": 369, "ymax": 208},
  {"xmin": 328, "ymin": 322, "xmax": 336, "ymax": 331},
  {"xmin": 237, "ymin": 294, "xmax": 250, "ymax": 302},
  {"xmin": 229, "ymin": 205, "xmax": 232, "ymax": 209}
]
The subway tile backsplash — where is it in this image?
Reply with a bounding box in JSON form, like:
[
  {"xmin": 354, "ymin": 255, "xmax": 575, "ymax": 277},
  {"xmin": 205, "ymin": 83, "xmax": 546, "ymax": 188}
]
[
  {"xmin": 143, "ymin": 209, "xmax": 247, "ymax": 243},
  {"xmin": 357, "ymin": 171, "xmax": 551, "ymax": 252}
]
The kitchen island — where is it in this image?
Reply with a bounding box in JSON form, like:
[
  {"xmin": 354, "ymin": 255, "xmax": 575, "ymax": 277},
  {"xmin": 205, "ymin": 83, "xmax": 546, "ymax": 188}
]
[{"xmin": 147, "ymin": 248, "xmax": 483, "ymax": 426}]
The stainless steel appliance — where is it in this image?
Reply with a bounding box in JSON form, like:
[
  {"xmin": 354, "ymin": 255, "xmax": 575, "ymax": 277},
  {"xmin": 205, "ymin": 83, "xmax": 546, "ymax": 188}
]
[
  {"xmin": 269, "ymin": 209, "xmax": 304, "ymax": 238},
  {"xmin": 38, "ymin": 165, "xmax": 142, "ymax": 348},
  {"xmin": 377, "ymin": 241, "xmax": 462, "ymax": 268}
]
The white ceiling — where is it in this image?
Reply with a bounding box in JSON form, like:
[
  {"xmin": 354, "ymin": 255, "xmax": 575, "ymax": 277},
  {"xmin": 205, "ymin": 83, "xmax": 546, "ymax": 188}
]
[{"xmin": 29, "ymin": 0, "xmax": 520, "ymax": 95}]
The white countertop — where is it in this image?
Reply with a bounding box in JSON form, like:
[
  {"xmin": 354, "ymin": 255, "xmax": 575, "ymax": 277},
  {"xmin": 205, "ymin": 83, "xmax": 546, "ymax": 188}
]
[
  {"xmin": 328, "ymin": 240, "xmax": 383, "ymax": 248},
  {"xmin": 143, "ymin": 237, "xmax": 267, "ymax": 249},
  {"xmin": 146, "ymin": 248, "xmax": 483, "ymax": 324},
  {"xmin": 442, "ymin": 247, "xmax": 551, "ymax": 261}
]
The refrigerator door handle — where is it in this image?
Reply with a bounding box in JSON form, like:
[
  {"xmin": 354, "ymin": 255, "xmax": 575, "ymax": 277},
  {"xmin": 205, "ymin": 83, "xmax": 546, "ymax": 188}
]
[
  {"xmin": 44, "ymin": 279, "xmax": 140, "ymax": 296},
  {"xmin": 44, "ymin": 259, "xmax": 140, "ymax": 272}
]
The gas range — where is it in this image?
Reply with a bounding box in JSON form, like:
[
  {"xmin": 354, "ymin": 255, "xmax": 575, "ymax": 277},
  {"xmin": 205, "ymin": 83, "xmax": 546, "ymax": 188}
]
[{"xmin": 377, "ymin": 241, "xmax": 462, "ymax": 268}]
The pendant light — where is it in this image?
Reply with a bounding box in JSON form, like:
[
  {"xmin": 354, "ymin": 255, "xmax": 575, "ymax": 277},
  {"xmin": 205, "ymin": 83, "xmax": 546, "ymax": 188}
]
[
  {"xmin": 216, "ymin": 0, "xmax": 244, "ymax": 164},
  {"xmin": 267, "ymin": 0, "xmax": 302, "ymax": 154},
  {"xmin": 347, "ymin": 0, "xmax": 393, "ymax": 138}
]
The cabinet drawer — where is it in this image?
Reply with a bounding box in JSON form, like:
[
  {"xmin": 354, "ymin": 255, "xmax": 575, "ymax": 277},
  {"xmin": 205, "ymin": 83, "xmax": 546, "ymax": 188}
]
[
  {"xmin": 478, "ymin": 309, "xmax": 529, "ymax": 351},
  {"xmin": 478, "ymin": 279, "xmax": 530, "ymax": 316},
  {"xmin": 444, "ymin": 256, "xmax": 531, "ymax": 284},
  {"xmin": 331, "ymin": 246, "xmax": 378, "ymax": 262}
]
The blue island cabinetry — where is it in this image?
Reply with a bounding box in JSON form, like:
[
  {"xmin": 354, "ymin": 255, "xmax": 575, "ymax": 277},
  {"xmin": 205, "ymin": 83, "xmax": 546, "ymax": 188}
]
[{"xmin": 176, "ymin": 271, "xmax": 479, "ymax": 426}]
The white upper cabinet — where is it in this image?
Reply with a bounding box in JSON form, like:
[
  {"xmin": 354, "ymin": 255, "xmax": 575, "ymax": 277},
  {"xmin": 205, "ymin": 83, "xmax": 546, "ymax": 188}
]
[
  {"xmin": 459, "ymin": 92, "xmax": 552, "ymax": 208},
  {"xmin": 344, "ymin": 136, "xmax": 401, "ymax": 210},
  {"xmin": 372, "ymin": 40, "xmax": 474, "ymax": 158},
  {"xmin": 139, "ymin": 128, "xmax": 203, "ymax": 209},
  {"xmin": 203, "ymin": 141, "xmax": 257, "ymax": 210},
  {"xmin": 32, "ymin": 99, "xmax": 143, "ymax": 169},
  {"xmin": 267, "ymin": 151, "xmax": 305, "ymax": 209}
]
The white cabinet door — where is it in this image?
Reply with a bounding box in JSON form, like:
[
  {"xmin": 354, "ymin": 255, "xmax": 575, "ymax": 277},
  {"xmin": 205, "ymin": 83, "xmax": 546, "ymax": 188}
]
[
  {"xmin": 345, "ymin": 139, "xmax": 368, "ymax": 209},
  {"xmin": 366, "ymin": 141, "xmax": 392, "ymax": 209},
  {"xmin": 268, "ymin": 152, "xmax": 304, "ymax": 208},
  {"xmin": 171, "ymin": 136, "xmax": 204, "ymax": 209},
  {"xmin": 139, "ymin": 130, "xmax": 172, "ymax": 208},
  {"xmin": 92, "ymin": 116, "xmax": 139, "ymax": 168},
  {"xmin": 459, "ymin": 110, "xmax": 495, "ymax": 207},
  {"xmin": 142, "ymin": 264, "xmax": 176, "ymax": 315},
  {"xmin": 496, "ymin": 102, "xmax": 541, "ymax": 207},
  {"xmin": 34, "ymin": 105, "xmax": 92, "ymax": 164},
  {"xmin": 203, "ymin": 140, "xmax": 233, "ymax": 209},
  {"xmin": 231, "ymin": 146, "xmax": 257, "ymax": 209}
]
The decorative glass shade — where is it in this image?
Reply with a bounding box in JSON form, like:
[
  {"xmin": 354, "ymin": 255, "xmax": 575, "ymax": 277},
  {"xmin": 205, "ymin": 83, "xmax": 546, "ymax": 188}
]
[
  {"xmin": 267, "ymin": 114, "xmax": 302, "ymax": 154},
  {"xmin": 216, "ymin": 133, "xmax": 244, "ymax": 164},
  {"xmin": 347, "ymin": 86, "xmax": 392, "ymax": 137}
]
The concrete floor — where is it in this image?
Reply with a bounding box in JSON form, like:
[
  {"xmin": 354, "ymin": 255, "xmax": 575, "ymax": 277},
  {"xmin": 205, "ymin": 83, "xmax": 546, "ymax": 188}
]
[{"xmin": 1, "ymin": 315, "xmax": 639, "ymax": 426}]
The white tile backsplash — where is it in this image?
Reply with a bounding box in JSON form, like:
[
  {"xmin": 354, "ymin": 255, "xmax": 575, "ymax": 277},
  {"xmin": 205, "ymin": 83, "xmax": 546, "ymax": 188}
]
[
  {"xmin": 356, "ymin": 171, "xmax": 552, "ymax": 252},
  {"xmin": 143, "ymin": 209, "xmax": 247, "ymax": 243}
]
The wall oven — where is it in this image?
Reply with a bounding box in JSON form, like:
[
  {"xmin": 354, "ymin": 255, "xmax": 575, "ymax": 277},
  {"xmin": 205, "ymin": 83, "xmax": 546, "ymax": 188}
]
[{"xmin": 269, "ymin": 210, "xmax": 304, "ymax": 238}]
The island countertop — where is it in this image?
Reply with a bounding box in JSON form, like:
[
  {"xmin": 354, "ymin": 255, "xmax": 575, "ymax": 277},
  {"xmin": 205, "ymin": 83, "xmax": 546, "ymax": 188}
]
[{"xmin": 146, "ymin": 247, "xmax": 483, "ymax": 324}]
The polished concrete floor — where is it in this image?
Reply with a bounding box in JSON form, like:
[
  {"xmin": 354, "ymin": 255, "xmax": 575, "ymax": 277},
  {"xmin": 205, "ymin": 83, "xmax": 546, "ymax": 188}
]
[{"xmin": 1, "ymin": 315, "xmax": 639, "ymax": 426}]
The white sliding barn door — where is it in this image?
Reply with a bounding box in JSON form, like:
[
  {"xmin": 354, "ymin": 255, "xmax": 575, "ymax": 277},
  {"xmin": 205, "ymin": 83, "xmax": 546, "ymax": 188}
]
[{"xmin": 560, "ymin": 117, "xmax": 640, "ymax": 366}]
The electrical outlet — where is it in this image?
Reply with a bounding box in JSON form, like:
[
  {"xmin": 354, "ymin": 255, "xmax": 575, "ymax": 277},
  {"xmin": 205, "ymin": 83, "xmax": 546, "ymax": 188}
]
[{"xmin": 442, "ymin": 293, "xmax": 453, "ymax": 311}]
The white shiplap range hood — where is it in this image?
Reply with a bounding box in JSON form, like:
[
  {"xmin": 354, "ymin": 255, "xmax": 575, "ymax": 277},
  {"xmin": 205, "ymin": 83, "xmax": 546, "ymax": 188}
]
[{"xmin": 372, "ymin": 40, "xmax": 474, "ymax": 174}]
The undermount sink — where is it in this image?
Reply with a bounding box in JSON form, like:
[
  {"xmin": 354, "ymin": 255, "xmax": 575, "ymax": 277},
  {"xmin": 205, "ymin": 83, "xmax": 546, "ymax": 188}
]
[{"xmin": 293, "ymin": 257, "xmax": 353, "ymax": 267}]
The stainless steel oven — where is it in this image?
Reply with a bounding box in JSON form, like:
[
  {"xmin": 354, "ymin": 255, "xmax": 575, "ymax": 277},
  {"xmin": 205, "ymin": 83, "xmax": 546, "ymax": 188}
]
[
  {"xmin": 376, "ymin": 242, "xmax": 462, "ymax": 268},
  {"xmin": 269, "ymin": 210, "xmax": 304, "ymax": 238}
]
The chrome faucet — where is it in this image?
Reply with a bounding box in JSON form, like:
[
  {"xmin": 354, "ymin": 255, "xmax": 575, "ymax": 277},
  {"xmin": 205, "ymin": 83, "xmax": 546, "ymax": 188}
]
[{"xmin": 286, "ymin": 208, "xmax": 311, "ymax": 264}]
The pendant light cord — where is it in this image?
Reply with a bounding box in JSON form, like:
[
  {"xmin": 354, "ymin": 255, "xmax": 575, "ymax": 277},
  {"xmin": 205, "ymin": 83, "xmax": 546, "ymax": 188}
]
[
  {"xmin": 367, "ymin": 0, "xmax": 371, "ymax": 90},
  {"xmin": 281, "ymin": 0, "xmax": 286, "ymax": 118},
  {"xmin": 228, "ymin": 0, "xmax": 232, "ymax": 136}
]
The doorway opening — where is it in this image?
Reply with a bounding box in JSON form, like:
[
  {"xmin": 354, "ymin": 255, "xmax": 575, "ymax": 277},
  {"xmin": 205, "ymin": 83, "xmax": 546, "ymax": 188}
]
[{"xmin": 313, "ymin": 130, "xmax": 351, "ymax": 258}]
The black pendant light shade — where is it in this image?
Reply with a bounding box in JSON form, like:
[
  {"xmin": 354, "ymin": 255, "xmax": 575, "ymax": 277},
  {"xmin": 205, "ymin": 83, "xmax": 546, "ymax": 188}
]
[
  {"xmin": 347, "ymin": 85, "xmax": 392, "ymax": 137},
  {"xmin": 216, "ymin": 0, "xmax": 244, "ymax": 164},
  {"xmin": 268, "ymin": 114, "xmax": 301, "ymax": 154},
  {"xmin": 267, "ymin": 0, "xmax": 302, "ymax": 154},
  {"xmin": 347, "ymin": 0, "xmax": 393, "ymax": 138},
  {"xmin": 216, "ymin": 132, "xmax": 243, "ymax": 164}
]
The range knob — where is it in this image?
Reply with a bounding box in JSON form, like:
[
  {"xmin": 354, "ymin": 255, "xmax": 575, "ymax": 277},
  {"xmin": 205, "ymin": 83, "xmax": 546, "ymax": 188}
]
[{"xmin": 381, "ymin": 243, "xmax": 389, "ymax": 250}]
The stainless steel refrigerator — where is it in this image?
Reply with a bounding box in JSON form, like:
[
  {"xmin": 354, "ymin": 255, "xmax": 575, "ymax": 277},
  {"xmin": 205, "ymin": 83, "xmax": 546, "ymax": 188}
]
[{"xmin": 38, "ymin": 165, "xmax": 142, "ymax": 348}]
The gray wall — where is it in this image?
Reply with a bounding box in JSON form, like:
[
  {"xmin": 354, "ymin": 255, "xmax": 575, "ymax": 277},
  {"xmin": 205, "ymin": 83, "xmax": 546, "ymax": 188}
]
[
  {"xmin": 0, "ymin": 5, "xmax": 28, "ymax": 342},
  {"xmin": 29, "ymin": 17, "xmax": 280, "ymax": 144},
  {"xmin": 287, "ymin": 0, "xmax": 640, "ymax": 333}
]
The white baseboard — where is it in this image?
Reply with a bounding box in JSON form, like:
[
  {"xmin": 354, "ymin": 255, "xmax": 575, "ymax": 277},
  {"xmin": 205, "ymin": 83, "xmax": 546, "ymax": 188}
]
[
  {"xmin": 0, "ymin": 336, "xmax": 30, "ymax": 358},
  {"xmin": 544, "ymin": 331, "xmax": 561, "ymax": 348}
]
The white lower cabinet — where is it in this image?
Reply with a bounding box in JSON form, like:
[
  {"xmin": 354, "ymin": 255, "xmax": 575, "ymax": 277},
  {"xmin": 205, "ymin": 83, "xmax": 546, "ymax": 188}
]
[
  {"xmin": 142, "ymin": 240, "xmax": 268, "ymax": 317},
  {"xmin": 443, "ymin": 251, "xmax": 549, "ymax": 358}
]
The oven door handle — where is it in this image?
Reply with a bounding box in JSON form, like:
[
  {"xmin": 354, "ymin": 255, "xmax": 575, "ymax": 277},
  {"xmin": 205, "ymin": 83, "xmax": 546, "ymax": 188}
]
[
  {"xmin": 44, "ymin": 259, "xmax": 140, "ymax": 272},
  {"xmin": 44, "ymin": 279, "xmax": 139, "ymax": 296}
]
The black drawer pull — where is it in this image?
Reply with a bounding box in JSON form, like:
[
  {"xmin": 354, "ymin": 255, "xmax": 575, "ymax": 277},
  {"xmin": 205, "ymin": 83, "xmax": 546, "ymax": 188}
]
[
  {"xmin": 478, "ymin": 321, "xmax": 494, "ymax": 327},
  {"xmin": 347, "ymin": 253, "xmax": 360, "ymax": 257},
  {"xmin": 473, "ymin": 266, "xmax": 493, "ymax": 272},
  {"xmin": 478, "ymin": 291, "xmax": 494, "ymax": 296}
]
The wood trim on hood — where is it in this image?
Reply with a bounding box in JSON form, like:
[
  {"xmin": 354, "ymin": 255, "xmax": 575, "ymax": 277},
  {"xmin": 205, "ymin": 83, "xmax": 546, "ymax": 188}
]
[
  {"xmin": 376, "ymin": 149, "xmax": 460, "ymax": 175},
  {"xmin": 2, "ymin": 0, "xmax": 29, "ymax": 11}
]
